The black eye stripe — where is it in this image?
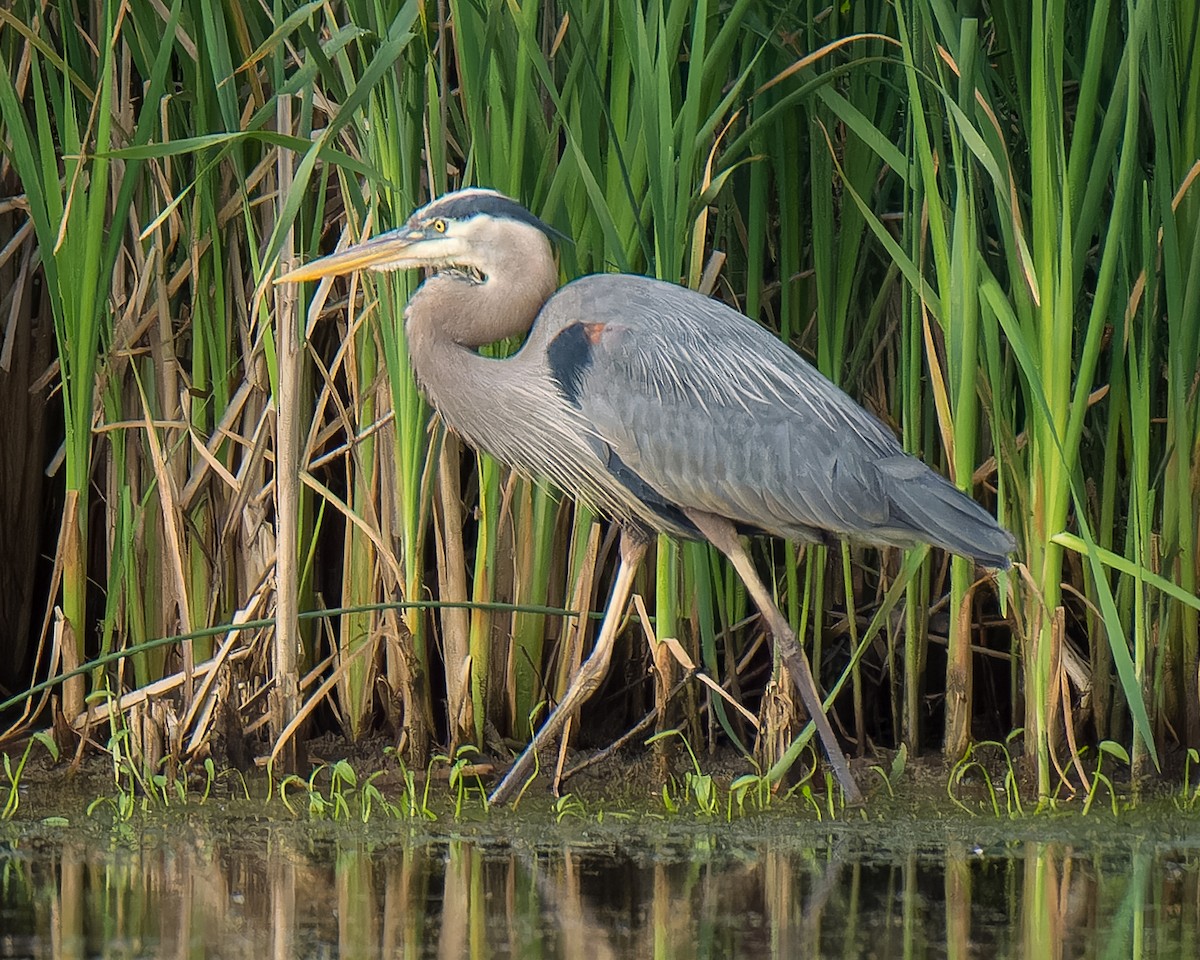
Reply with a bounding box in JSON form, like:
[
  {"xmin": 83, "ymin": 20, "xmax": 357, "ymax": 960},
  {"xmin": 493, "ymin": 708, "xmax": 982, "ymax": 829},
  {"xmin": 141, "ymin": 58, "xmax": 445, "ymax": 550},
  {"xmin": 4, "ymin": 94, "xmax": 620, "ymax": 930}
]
[{"xmin": 421, "ymin": 192, "xmax": 559, "ymax": 240}]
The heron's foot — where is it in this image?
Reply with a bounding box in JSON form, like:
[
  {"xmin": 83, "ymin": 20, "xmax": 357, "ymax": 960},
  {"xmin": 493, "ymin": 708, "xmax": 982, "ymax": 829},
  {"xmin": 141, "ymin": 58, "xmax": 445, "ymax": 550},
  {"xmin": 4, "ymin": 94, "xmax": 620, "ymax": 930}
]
[
  {"xmin": 490, "ymin": 532, "xmax": 648, "ymax": 806},
  {"xmin": 488, "ymin": 649, "xmax": 614, "ymax": 805},
  {"xmin": 488, "ymin": 731, "xmax": 544, "ymax": 806},
  {"xmin": 682, "ymin": 508, "xmax": 862, "ymax": 803},
  {"xmin": 773, "ymin": 639, "xmax": 862, "ymax": 803}
]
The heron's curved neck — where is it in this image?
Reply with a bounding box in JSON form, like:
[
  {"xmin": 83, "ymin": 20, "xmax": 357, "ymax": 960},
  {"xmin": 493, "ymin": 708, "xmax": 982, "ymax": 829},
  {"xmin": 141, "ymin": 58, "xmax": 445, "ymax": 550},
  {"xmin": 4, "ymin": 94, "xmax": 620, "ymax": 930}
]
[
  {"xmin": 409, "ymin": 238, "xmax": 557, "ymax": 347},
  {"xmin": 403, "ymin": 243, "xmax": 557, "ymax": 416}
]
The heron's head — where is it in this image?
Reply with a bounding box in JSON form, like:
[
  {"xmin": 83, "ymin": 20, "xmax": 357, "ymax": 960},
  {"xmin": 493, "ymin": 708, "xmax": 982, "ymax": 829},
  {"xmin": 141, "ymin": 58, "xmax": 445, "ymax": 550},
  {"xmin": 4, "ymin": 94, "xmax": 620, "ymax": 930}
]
[{"xmin": 275, "ymin": 188, "xmax": 559, "ymax": 285}]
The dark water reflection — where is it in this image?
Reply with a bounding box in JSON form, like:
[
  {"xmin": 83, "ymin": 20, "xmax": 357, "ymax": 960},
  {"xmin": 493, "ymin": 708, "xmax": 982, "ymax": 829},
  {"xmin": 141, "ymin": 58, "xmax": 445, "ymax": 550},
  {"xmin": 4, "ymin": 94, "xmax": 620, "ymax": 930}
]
[{"xmin": 1, "ymin": 815, "xmax": 1198, "ymax": 958}]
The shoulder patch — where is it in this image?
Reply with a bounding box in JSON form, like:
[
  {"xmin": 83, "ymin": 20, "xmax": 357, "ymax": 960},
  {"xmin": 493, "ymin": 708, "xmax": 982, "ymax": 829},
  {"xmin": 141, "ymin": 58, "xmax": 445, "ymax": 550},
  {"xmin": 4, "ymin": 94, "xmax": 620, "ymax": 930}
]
[{"xmin": 547, "ymin": 322, "xmax": 603, "ymax": 405}]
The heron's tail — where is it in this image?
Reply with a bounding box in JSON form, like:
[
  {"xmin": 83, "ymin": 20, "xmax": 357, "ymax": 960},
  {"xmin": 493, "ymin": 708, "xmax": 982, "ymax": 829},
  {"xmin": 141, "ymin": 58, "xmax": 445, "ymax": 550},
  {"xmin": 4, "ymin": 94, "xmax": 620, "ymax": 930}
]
[{"xmin": 877, "ymin": 457, "xmax": 1017, "ymax": 569}]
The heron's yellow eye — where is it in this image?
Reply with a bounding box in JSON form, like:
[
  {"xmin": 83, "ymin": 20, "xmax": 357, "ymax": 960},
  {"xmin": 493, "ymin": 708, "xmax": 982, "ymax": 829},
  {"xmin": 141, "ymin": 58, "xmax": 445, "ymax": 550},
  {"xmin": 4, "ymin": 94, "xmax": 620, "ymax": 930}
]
[{"xmin": 431, "ymin": 218, "xmax": 447, "ymax": 233}]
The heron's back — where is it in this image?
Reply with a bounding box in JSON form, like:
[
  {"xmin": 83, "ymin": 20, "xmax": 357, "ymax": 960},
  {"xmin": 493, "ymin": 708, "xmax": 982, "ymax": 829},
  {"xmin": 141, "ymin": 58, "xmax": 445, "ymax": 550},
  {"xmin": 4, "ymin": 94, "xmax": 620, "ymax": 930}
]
[{"xmin": 532, "ymin": 274, "xmax": 1015, "ymax": 567}]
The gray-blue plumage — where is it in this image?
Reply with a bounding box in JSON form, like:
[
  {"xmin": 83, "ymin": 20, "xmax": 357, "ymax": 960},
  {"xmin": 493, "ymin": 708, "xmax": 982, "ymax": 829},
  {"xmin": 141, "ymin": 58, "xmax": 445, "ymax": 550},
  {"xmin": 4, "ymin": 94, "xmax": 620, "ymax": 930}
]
[{"xmin": 538, "ymin": 273, "xmax": 1014, "ymax": 567}]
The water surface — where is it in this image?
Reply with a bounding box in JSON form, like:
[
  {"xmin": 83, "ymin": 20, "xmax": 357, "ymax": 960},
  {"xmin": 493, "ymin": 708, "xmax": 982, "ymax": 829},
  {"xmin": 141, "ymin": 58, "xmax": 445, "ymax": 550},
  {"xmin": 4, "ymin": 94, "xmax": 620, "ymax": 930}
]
[{"xmin": 1, "ymin": 808, "xmax": 1197, "ymax": 958}]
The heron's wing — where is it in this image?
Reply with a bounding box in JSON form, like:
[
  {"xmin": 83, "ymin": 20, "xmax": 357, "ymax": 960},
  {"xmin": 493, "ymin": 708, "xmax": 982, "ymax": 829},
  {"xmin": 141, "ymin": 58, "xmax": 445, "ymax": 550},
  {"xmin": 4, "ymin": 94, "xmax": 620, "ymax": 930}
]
[
  {"xmin": 539, "ymin": 275, "xmax": 892, "ymax": 539},
  {"xmin": 541, "ymin": 274, "xmax": 1013, "ymax": 564}
]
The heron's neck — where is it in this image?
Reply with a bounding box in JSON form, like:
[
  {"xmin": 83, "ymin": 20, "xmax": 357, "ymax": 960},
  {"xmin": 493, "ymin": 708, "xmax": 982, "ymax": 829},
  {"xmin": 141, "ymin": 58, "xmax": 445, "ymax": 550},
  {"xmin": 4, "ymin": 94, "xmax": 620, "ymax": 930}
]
[
  {"xmin": 410, "ymin": 240, "xmax": 557, "ymax": 348},
  {"xmin": 404, "ymin": 299, "xmax": 489, "ymax": 411},
  {"xmin": 403, "ymin": 253, "xmax": 556, "ymax": 420}
]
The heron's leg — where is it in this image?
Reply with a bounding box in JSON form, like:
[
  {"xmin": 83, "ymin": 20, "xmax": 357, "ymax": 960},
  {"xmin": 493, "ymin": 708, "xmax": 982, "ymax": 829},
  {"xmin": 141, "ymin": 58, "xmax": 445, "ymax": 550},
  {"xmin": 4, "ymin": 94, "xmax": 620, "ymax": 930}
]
[
  {"xmin": 489, "ymin": 529, "xmax": 649, "ymax": 805},
  {"xmin": 684, "ymin": 509, "xmax": 862, "ymax": 803}
]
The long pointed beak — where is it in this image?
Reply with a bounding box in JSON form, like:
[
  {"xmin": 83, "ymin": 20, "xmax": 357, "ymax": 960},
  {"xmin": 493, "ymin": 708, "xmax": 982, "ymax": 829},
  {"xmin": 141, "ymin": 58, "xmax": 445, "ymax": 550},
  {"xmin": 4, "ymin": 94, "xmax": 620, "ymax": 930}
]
[{"xmin": 274, "ymin": 229, "xmax": 427, "ymax": 284}]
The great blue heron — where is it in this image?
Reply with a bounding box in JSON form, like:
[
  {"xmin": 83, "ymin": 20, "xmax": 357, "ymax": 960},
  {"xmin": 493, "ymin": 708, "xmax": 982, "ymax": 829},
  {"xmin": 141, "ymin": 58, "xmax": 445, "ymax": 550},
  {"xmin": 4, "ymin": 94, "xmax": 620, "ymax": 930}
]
[{"xmin": 278, "ymin": 187, "xmax": 1016, "ymax": 805}]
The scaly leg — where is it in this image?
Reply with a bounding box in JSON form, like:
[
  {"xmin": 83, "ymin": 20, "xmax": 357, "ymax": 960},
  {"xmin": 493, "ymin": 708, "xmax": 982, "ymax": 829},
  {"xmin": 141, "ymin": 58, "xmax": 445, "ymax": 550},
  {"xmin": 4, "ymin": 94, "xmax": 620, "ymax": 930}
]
[
  {"xmin": 489, "ymin": 530, "xmax": 649, "ymax": 805},
  {"xmin": 685, "ymin": 509, "xmax": 862, "ymax": 803}
]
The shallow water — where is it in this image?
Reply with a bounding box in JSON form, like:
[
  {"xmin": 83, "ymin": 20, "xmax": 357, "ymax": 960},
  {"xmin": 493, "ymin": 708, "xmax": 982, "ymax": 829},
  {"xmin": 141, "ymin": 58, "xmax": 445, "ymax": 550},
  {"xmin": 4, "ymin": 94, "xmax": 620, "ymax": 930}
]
[{"xmin": 1, "ymin": 809, "xmax": 1198, "ymax": 958}]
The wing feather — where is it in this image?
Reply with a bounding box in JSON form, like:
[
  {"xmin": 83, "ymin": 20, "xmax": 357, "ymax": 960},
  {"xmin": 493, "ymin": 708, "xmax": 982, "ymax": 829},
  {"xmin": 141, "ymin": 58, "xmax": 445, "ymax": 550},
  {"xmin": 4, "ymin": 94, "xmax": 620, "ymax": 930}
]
[
  {"xmin": 539, "ymin": 274, "xmax": 942, "ymax": 544},
  {"xmin": 505, "ymin": 272, "xmax": 1014, "ymax": 565}
]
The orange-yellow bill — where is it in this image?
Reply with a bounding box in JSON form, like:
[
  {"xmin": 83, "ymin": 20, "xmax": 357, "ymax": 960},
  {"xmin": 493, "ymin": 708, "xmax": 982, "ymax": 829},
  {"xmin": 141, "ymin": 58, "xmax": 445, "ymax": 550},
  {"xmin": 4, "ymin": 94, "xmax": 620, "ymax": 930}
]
[{"xmin": 274, "ymin": 229, "xmax": 424, "ymax": 284}]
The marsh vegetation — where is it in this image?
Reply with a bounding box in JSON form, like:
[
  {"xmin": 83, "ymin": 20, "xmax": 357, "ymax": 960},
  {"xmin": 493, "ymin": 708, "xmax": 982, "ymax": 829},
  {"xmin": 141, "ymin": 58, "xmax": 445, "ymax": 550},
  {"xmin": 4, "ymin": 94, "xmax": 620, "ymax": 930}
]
[{"xmin": 0, "ymin": 0, "xmax": 1198, "ymax": 809}]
